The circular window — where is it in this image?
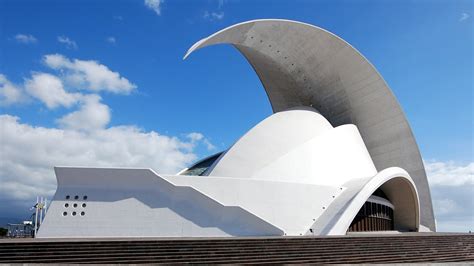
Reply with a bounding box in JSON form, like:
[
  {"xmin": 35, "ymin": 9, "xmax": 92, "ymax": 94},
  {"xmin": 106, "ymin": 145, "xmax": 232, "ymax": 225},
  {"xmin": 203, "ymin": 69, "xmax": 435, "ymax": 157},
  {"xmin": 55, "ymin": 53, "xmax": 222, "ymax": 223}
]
[
  {"xmin": 65, "ymin": 195, "xmax": 70, "ymax": 199},
  {"xmin": 82, "ymin": 203, "xmax": 86, "ymax": 208},
  {"xmin": 80, "ymin": 211, "xmax": 85, "ymax": 216},
  {"xmin": 74, "ymin": 195, "xmax": 79, "ymax": 200},
  {"xmin": 72, "ymin": 211, "xmax": 77, "ymax": 216},
  {"xmin": 63, "ymin": 212, "xmax": 67, "ymax": 216},
  {"xmin": 64, "ymin": 203, "xmax": 69, "ymax": 208},
  {"xmin": 73, "ymin": 203, "xmax": 78, "ymax": 208},
  {"xmin": 83, "ymin": 195, "xmax": 88, "ymax": 200}
]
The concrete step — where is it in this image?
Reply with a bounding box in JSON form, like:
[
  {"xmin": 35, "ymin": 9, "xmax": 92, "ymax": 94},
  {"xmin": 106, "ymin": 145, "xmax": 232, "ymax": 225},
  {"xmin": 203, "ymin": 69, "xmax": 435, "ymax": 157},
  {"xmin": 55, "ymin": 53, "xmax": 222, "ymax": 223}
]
[
  {"xmin": 1, "ymin": 240, "xmax": 469, "ymax": 256},
  {"xmin": 0, "ymin": 233, "xmax": 472, "ymax": 264}
]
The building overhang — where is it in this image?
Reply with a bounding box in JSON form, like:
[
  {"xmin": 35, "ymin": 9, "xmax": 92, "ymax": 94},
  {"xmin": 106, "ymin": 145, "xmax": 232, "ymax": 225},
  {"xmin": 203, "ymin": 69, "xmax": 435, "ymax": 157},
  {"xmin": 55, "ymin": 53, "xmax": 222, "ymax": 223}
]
[{"xmin": 184, "ymin": 19, "xmax": 435, "ymax": 231}]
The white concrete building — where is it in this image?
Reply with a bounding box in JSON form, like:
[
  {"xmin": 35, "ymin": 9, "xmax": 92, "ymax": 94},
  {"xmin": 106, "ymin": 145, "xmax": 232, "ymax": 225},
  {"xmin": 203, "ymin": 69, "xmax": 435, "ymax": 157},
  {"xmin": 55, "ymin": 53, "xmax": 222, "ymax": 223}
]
[{"xmin": 37, "ymin": 19, "xmax": 434, "ymax": 238}]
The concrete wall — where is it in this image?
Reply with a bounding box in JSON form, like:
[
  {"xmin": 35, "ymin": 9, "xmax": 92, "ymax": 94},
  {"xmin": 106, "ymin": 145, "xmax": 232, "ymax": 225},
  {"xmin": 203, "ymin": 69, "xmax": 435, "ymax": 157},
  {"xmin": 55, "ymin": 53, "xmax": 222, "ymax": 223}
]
[
  {"xmin": 38, "ymin": 109, "xmax": 420, "ymax": 238},
  {"xmin": 37, "ymin": 167, "xmax": 282, "ymax": 238},
  {"xmin": 184, "ymin": 19, "xmax": 435, "ymax": 231},
  {"xmin": 312, "ymin": 167, "xmax": 420, "ymax": 235}
]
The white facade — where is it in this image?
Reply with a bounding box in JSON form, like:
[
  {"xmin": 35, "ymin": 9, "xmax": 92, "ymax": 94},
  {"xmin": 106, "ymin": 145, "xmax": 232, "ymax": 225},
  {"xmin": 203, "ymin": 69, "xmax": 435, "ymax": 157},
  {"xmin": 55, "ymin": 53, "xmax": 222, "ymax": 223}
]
[{"xmin": 37, "ymin": 19, "xmax": 429, "ymax": 238}]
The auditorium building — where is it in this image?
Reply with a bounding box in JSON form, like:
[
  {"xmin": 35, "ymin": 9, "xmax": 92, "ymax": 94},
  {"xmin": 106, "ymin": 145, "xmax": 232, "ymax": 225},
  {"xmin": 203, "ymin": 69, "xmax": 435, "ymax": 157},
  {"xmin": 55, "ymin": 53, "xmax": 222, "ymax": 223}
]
[{"xmin": 37, "ymin": 19, "xmax": 436, "ymax": 238}]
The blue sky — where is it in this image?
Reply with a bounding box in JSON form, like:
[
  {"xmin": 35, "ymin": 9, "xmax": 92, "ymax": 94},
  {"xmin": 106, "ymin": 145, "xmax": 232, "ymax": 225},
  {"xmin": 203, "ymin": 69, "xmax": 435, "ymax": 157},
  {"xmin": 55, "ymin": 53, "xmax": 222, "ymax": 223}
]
[{"xmin": 0, "ymin": 0, "xmax": 472, "ymax": 232}]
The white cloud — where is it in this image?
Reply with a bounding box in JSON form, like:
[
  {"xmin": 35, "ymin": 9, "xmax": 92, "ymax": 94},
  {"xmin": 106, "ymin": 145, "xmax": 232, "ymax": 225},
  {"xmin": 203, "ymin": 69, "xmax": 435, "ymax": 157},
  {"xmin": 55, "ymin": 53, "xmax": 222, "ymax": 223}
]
[
  {"xmin": 24, "ymin": 73, "xmax": 80, "ymax": 109},
  {"xmin": 203, "ymin": 11, "xmax": 224, "ymax": 21},
  {"xmin": 433, "ymin": 199, "xmax": 461, "ymax": 216},
  {"xmin": 203, "ymin": 0, "xmax": 225, "ymax": 22},
  {"xmin": 187, "ymin": 132, "xmax": 204, "ymax": 142},
  {"xmin": 43, "ymin": 54, "xmax": 136, "ymax": 94},
  {"xmin": 0, "ymin": 74, "xmax": 25, "ymax": 106},
  {"xmin": 426, "ymin": 159, "xmax": 474, "ymax": 232},
  {"xmin": 57, "ymin": 36, "xmax": 78, "ymax": 49},
  {"xmin": 106, "ymin": 36, "xmax": 116, "ymax": 44},
  {"xmin": 144, "ymin": 0, "xmax": 163, "ymax": 15},
  {"xmin": 187, "ymin": 132, "xmax": 216, "ymax": 151},
  {"xmin": 203, "ymin": 139, "xmax": 216, "ymax": 151},
  {"xmin": 430, "ymin": 185, "xmax": 473, "ymax": 232},
  {"xmin": 57, "ymin": 94, "xmax": 110, "ymax": 131},
  {"xmin": 0, "ymin": 114, "xmax": 211, "ymax": 203},
  {"xmin": 43, "ymin": 54, "xmax": 70, "ymax": 69},
  {"xmin": 459, "ymin": 12, "xmax": 470, "ymax": 22},
  {"xmin": 433, "ymin": 198, "xmax": 462, "ymax": 216},
  {"xmin": 0, "ymin": 53, "xmax": 216, "ymax": 222},
  {"xmin": 14, "ymin": 34, "xmax": 37, "ymax": 44},
  {"xmin": 425, "ymin": 160, "xmax": 473, "ymax": 186}
]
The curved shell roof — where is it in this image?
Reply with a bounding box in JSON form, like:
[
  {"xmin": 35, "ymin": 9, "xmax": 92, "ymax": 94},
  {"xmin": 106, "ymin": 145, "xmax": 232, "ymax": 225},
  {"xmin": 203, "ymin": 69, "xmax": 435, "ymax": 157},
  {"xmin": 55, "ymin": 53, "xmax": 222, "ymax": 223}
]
[{"xmin": 184, "ymin": 19, "xmax": 435, "ymax": 231}]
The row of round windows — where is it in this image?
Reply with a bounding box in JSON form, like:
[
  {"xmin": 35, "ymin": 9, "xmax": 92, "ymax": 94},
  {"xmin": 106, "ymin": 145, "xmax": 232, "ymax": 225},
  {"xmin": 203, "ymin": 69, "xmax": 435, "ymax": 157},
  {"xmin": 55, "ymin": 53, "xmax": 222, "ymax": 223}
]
[
  {"xmin": 64, "ymin": 203, "xmax": 86, "ymax": 208},
  {"xmin": 65, "ymin": 195, "xmax": 88, "ymax": 200},
  {"xmin": 63, "ymin": 211, "xmax": 85, "ymax": 216}
]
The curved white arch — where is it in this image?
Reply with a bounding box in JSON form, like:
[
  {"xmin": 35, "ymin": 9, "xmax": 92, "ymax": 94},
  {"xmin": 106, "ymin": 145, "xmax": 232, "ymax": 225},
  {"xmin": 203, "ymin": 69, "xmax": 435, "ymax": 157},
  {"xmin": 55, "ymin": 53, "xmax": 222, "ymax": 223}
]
[
  {"xmin": 322, "ymin": 167, "xmax": 420, "ymax": 235},
  {"xmin": 184, "ymin": 19, "xmax": 435, "ymax": 231}
]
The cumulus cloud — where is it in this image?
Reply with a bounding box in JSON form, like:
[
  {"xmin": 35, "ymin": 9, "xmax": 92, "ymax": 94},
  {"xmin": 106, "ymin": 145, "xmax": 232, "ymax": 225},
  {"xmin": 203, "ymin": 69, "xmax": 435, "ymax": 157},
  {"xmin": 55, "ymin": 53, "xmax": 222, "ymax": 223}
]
[
  {"xmin": 0, "ymin": 74, "xmax": 25, "ymax": 106},
  {"xmin": 0, "ymin": 114, "xmax": 210, "ymax": 204},
  {"xmin": 1, "ymin": 54, "xmax": 134, "ymax": 109},
  {"xmin": 14, "ymin": 34, "xmax": 37, "ymax": 44},
  {"xmin": 425, "ymin": 160, "xmax": 474, "ymax": 232},
  {"xmin": 57, "ymin": 36, "xmax": 78, "ymax": 49},
  {"xmin": 187, "ymin": 132, "xmax": 204, "ymax": 142},
  {"xmin": 144, "ymin": 0, "xmax": 163, "ymax": 15},
  {"xmin": 24, "ymin": 72, "xmax": 80, "ymax": 109},
  {"xmin": 57, "ymin": 94, "xmax": 110, "ymax": 131},
  {"xmin": 0, "ymin": 53, "xmax": 212, "ymax": 220},
  {"xmin": 425, "ymin": 160, "xmax": 473, "ymax": 186},
  {"xmin": 43, "ymin": 54, "xmax": 136, "ymax": 94},
  {"xmin": 186, "ymin": 132, "xmax": 216, "ymax": 151}
]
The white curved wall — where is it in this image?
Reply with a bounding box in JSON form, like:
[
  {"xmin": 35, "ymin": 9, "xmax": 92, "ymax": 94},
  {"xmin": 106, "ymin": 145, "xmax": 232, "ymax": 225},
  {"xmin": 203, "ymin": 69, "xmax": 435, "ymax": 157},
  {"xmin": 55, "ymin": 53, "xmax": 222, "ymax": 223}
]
[
  {"xmin": 38, "ymin": 108, "xmax": 420, "ymax": 238},
  {"xmin": 39, "ymin": 166, "xmax": 420, "ymax": 238},
  {"xmin": 316, "ymin": 167, "xmax": 420, "ymax": 235},
  {"xmin": 208, "ymin": 107, "xmax": 333, "ymax": 178},
  {"xmin": 209, "ymin": 108, "xmax": 377, "ymax": 186},
  {"xmin": 252, "ymin": 124, "xmax": 376, "ymax": 186},
  {"xmin": 185, "ymin": 19, "xmax": 435, "ymax": 232}
]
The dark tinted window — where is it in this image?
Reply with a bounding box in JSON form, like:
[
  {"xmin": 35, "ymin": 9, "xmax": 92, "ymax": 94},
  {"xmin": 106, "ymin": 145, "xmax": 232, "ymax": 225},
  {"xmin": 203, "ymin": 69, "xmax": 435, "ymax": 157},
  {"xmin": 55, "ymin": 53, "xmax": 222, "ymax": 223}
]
[{"xmin": 180, "ymin": 152, "xmax": 223, "ymax": 176}]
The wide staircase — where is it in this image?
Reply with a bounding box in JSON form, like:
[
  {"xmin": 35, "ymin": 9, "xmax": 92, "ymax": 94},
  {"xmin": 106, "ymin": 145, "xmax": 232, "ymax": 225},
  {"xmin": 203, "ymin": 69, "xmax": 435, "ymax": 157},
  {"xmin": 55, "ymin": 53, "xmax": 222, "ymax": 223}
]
[{"xmin": 0, "ymin": 233, "xmax": 473, "ymax": 264}]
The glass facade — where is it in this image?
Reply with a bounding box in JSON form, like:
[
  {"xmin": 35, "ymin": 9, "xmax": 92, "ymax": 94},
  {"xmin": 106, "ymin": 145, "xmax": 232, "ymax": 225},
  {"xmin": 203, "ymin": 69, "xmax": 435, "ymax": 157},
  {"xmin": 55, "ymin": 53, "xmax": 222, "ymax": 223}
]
[
  {"xmin": 180, "ymin": 152, "xmax": 223, "ymax": 176},
  {"xmin": 348, "ymin": 189, "xmax": 394, "ymax": 232}
]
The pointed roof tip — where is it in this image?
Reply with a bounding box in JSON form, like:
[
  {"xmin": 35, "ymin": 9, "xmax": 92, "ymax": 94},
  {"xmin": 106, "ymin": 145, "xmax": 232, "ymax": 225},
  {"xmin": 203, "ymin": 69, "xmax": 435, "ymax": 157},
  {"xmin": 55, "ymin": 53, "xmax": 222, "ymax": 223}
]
[
  {"xmin": 183, "ymin": 37, "xmax": 209, "ymax": 60},
  {"xmin": 183, "ymin": 50, "xmax": 192, "ymax": 60},
  {"xmin": 183, "ymin": 47, "xmax": 194, "ymax": 60}
]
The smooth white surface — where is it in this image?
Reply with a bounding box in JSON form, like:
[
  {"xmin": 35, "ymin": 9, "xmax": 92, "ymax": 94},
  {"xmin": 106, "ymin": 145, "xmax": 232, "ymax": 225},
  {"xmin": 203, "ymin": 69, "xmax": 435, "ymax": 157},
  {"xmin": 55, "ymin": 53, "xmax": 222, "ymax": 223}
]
[
  {"xmin": 38, "ymin": 19, "xmax": 431, "ymax": 237},
  {"xmin": 38, "ymin": 109, "xmax": 420, "ymax": 238},
  {"xmin": 305, "ymin": 166, "xmax": 420, "ymax": 235},
  {"xmin": 209, "ymin": 108, "xmax": 377, "ymax": 186},
  {"xmin": 184, "ymin": 19, "xmax": 435, "ymax": 231},
  {"xmin": 163, "ymin": 174, "xmax": 343, "ymax": 235},
  {"xmin": 208, "ymin": 107, "xmax": 333, "ymax": 178},
  {"xmin": 38, "ymin": 167, "xmax": 283, "ymax": 238},
  {"xmin": 38, "ymin": 166, "xmax": 419, "ymax": 238}
]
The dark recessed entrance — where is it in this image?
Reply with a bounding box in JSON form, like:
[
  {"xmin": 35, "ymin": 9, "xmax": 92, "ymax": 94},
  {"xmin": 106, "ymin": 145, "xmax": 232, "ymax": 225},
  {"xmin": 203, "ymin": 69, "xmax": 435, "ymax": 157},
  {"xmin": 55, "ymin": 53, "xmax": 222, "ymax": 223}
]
[{"xmin": 348, "ymin": 189, "xmax": 394, "ymax": 232}]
